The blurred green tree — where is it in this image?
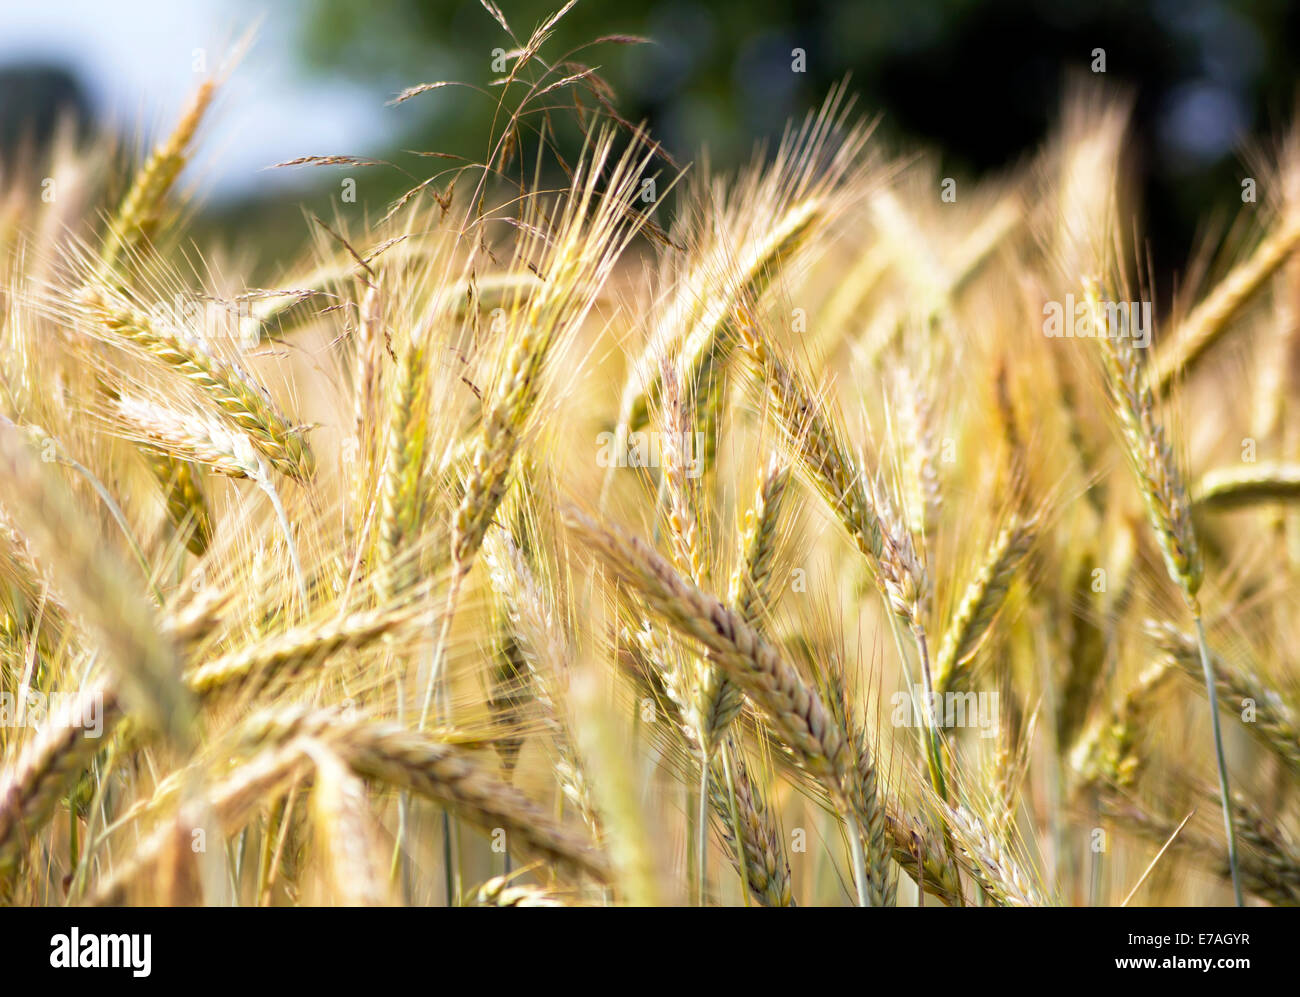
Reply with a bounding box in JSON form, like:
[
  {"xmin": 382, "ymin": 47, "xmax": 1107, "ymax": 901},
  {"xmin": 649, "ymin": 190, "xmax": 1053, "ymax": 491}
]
[{"xmin": 268, "ymin": 0, "xmax": 1300, "ymax": 286}]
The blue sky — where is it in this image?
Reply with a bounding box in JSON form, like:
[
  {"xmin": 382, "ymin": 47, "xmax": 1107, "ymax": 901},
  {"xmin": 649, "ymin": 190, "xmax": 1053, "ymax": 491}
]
[{"xmin": 0, "ymin": 1, "xmax": 391, "ymax": 201}]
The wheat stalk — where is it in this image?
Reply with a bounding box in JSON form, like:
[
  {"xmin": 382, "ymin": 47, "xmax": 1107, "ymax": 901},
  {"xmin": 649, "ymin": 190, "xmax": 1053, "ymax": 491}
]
[
  {"xmin": 1103, "ymin": 792, "xmax": 1300, "ymax": 906},
  {"xmin": 566, "ymin": 507, "xmax": 857, "ymax": 800},
  {"xmin": 0, "ymin": 418, "xmax": 194, "ymax": 747},
  {"xmin": 567, "ymin": 507, "xmax": 894, "ymax": 904},
  {"xmin": 944, "ymin": 802, "xmax": 1049, "ymax": 907},
  {"xmin": 1147, "ymin": 620, "xmax": 1300, "ymax": 779},
  {"xmin": 115, "ymin": 394, "xmax": 266, "ymax": 479},
  {"xmin": 186, "ymin": 604, "xmax": 426, "ymax": 700},
  {"xmin": 89, "ymin": 736, "xmax": 315, "ymax": 905},
  {"xmin": 707, "ymin": 741, "xmax": 793, "ymax": 906},
  {"xmin": 99, "ymin": 80, "xmax": 215, "ymax": 274},
  {"xmin": 77, "ymin": 289, "xmax": 314, "ymax": 480},
  {"xmin": 1195, "ymin": 462, "xmax": 1300, "ymax": 510},
  {"xmin": 934, "ymin": 515, "xmax": 1036, "ymax": 694},
  {"xmin": 377, "ymin": 324, "xmax": 435, "ymax": 598},
  {"xmin": 1153, "ymin": 210, "xmax": 1300, "ymax": 394},
  {"xmin": 145, "ymin": 454, "xmax": 212, "ymax": 555},
  {"xmin": 1085, "ymin": 275, "xmax": 1242, "ymax": 903},
  {"xmin": 697, "ymin": 456, "xmax": 792, "ymax": 745},
  {"xmin": 245, "ymin": 706, "xmax": 610, "ymax": 883},
  {"xmin": 0, "ymin": 683, "xmax": 121, "ymax": 877},
  {"xmin": 482, "ymin": 529, "xmax": 598, "ymax": 830},
  {"xmin": 305, "ymin": 740, "xmax": 398, "ymax": 906}
]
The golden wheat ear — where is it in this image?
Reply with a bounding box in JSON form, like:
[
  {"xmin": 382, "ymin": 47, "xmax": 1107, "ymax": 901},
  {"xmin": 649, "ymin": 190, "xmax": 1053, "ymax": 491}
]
[
  {"xmin": 0, "ymin": 682, "xmax": 122, "ymax": 878},
  {"xmin": 74, "ymin": 287, "xmax": 316, "ymax": 479},
  {"xmin": 0, "ymin": 418, "xmax": 194, "ymax": 748},
  {"xmin": 98, "ymin": 80, "xmax": 216, "ymax": 276},
  {"xmin": 1082, "ymin": 275, "xmax": 1243, "ymax": 902},
  {"xmin": 603, "ymin": 86, "xmax": 871, "ymax": 509},
  {"xmin": 707, "ymin": 739, "xmax": 794, "ymax": 906}
]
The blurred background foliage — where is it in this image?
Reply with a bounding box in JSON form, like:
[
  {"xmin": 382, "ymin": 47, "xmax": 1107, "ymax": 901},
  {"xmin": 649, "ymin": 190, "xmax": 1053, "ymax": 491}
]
[
  {"xmin": 2, "ymin": 0, "xmax": 1299, "ymax": 281},
  {"xmin": 294, "ymin": 0, "xmax": 1300, "ymax": 284}
]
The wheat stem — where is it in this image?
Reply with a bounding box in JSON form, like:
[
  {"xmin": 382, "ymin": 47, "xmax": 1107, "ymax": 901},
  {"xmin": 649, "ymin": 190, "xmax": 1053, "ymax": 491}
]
[{"xmin": 1194, "ymin": 614, "xmax": 1243, "ymax": 906}]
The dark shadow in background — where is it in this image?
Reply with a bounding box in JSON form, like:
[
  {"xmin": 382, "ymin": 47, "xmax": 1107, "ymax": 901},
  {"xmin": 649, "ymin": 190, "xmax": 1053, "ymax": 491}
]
[
  {"xmin": 2, "ymin": 1, "xmax": 1297, "ymax": 282},
  {"xmin": 0, "ymin": 64, "xmax": 90, "ymax": 151},
  {"xmin": 296, "ymin": 0, "xmax": 1300, "ymax": 284}
]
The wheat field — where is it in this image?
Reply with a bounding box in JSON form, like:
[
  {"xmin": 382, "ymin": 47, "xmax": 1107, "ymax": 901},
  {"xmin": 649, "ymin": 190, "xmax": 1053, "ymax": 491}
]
[{"xmin": 1, "ymin": 5, "xmax": 1298, "ymax": 909}]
